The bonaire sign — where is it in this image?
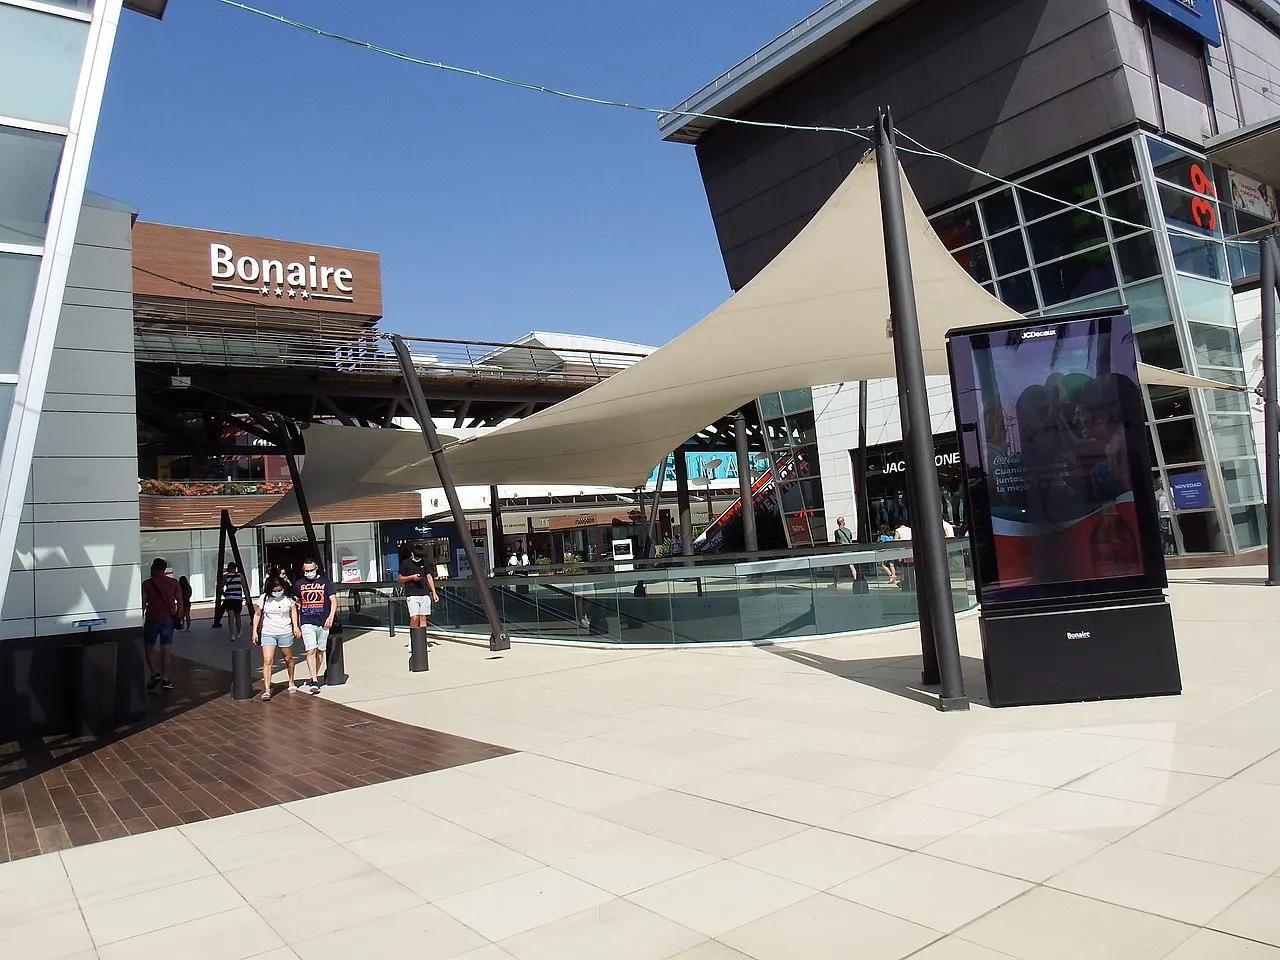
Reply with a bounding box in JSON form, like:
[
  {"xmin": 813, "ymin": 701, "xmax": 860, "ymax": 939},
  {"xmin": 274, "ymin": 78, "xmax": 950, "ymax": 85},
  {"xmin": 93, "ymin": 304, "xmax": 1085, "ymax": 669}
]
[{"xmin": 210, "ymin": 243, "xmax": 355, "ymax": 302}]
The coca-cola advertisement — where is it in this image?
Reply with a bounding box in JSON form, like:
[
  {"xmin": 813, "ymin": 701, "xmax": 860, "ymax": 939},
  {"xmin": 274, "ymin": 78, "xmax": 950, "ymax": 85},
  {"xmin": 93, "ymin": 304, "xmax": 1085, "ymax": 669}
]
[{"xmin": 948, "ymin": 311, "xmax": 1167, "ymax": 606}]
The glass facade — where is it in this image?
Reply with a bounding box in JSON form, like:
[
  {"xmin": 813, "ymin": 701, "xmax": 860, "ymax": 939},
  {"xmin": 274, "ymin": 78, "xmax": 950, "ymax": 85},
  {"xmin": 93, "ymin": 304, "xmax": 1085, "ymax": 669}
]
[
  {"xmin": 757, "ymin": 388, "xmax": 827, "ymax": 546},
  {"xmin": 929, "ymin": 133, "xmax": 1265, "ymax": 555}
]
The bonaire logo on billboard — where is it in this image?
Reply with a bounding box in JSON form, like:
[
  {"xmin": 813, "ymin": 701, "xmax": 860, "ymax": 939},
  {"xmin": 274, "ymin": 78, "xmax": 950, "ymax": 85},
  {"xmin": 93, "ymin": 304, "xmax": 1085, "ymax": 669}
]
[{"xmin": 209, "ymin": 243, "xmax": 356, "ymax": 302}]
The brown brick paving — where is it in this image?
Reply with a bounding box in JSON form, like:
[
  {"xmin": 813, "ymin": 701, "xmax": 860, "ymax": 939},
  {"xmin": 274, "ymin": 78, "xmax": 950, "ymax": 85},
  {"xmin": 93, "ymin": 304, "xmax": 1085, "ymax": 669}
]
[{"xmin": 0, "ymin": 655, "xmax": 513, "ymax": 863}]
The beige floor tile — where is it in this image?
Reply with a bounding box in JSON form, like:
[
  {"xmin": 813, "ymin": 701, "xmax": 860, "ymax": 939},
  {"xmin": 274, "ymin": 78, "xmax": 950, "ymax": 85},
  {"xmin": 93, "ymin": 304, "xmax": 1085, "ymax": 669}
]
[
  {"xmin": 452, "ymin": 948, "xmax": 518, "ymax": 960},
  {"xmin": 1210, "ymin": 875, "xmax": 1280, "ymax": 947},
  {"xmin": 908, "ymin": 939, "xmax": 1022, "ymax": 959},
  {"xmin": 286, "ymin": 787, "xmax": 440, "ymax": 844},
  {"xmin": 291, "ymin": 903, "xmax": 487, "ymax": 960},
  {"xmin": 499, "ymin": 898, "xmax": 703, "ymax": 960},
  {"xmin": 1185, "ymin": 780, "xmax": 1280, "ymax": 825},
  {"xmin": 822, "ymin": 760, "xmax": 951, "ymax": 797},
  {"xmin": 653, "ymin": 804, "xmax": 806, "ymax": 859},
  {"xmin": 380, "ymin": 769, "xmax": 528, "ymax": 818},
  {"xmin": 626, "ymin": 861, "xmax": 811, "ymax": 938},
  {"xmin": 385, "ymin": 838, "xmax": 540, "ymax": 902},
  {"xmin": 733, "ymin": 827, "xmax": 905, "ymax": 890},
  {"xmin": 195, "ymin": 822, "xmax": 337, "ymax": 874},
  {"xmin": 828, "ymin": 852, "xmax": 1030, "ymax": 933},
  {"xmin": 447, "ymin": 796, "xmax": 578, "ymax": 838},
  {"xmin": 95, "ymin": 905, "xmax": 284, "ymax": 960},
  {"xmin": 0, "ymin": 868, "xmax": 76, "ymax": 929},
  {"xmin": 1124, "ymin": 742, "xmax": 1265, "ymax": 778},
  {"xmin": 554, "ymin": 833, "xmax": 715, "ymax": 896},
  {"xmin": 1031, "ymin": 731, "xmax": 1150, "ymax": 763},
  {"xmin": 222, "ymin": 844, "xmax": 374, "ymax": 901},
  {"xmin": 718, "ymin": 892, "xmax": 938, "ymax": 960},
  {"xmin": 901, "ymin": 774, "xmax": 1048, "ymax": 817},
  {"xmin": 1236, "ymin": 752, "xmax": 1280, "ymax": 786},
  {"xmin": 748, "ymin": 749, "xmax": 865, "ymax": 782},
  {"xmin": 177, "ymin": 805, "xmax": 301, "ymax": 847},
  {"xmin": 681, "ymin": 769, "xmax": 806, "ymax": 805},
  {"xmin": 828, "ymin": 799, "xmax": 985, "ymax": 850},
  {"xmin": 1121, "ymin": 807, "xmax": 1280, "ymax": 874},
  {"xmin": 999, "ymin": 788, "xmax": 1163, "ymax": 842},
  {"xmin": 965, "ymin": 752, "xmax": 1110, "ymax": 789},
  {"xmin": 345, "ymin": 814, "xmax": 483, "ymax": 869},
  {"xmin": 434, "ymin": 866, "xmax": 614, "ymax": 942},
  {"xmin": 495, "ymin": 811, "xmax": 646, "ymax": 866},
  {"xmin": 888, "ymin": 743, "xmax": 1009, "ymax": 774},
  {"xmin": 958, "ymin": 887, "xmax": 1195, "ymax": 960},
  {"xmin": 81, "ymin": 874, "xmax": 246, "ymax": 946},
  {"xmin": 1047, "ymin": 844, "xmax": 1265, "ymax": 926},
  {"xmin": 922, "ymin": 818, "xmax": 1106, "ymax": 883},
  {"xmin": 1062, "ymin": 763, "xmax": 1220, "ymax": 807},
  {"xmin": 1164, "ymin": 929, "xmax": 1280, "ymax": 958},
  {"xmin": 690, "ymin": 739, "xmax": 797, "ymax": 770},
  {"xmin": 745, "ymin": 782, "xmax": 882, "ymax": 827},
  {"xmin": 60, "ymin": 828, "xmax": 219, "ymax": 906},
  {"xmin": 665, "ymin": 943, "xmax": 754, "ymax": 960},
  {"xmin": 253, "ymin": 870, "xmax": 424, "ymax": 943},
  {"xmin": 593, "ymin": 790, "xmax": 724, "ymax": 835},
  {"xmin": 0, "ymin": 851, "xmax": 65, "ymax": 892},
  {"xmin": 0, "ymin": 907, "xmax": 94, "ymax": 960}
]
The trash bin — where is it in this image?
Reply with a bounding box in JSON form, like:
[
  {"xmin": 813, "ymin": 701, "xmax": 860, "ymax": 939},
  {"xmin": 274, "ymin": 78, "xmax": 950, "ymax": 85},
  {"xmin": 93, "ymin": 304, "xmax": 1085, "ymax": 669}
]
[{"xmin": 69, "ymin": 640, "xmax": 117, "ymax": 736}]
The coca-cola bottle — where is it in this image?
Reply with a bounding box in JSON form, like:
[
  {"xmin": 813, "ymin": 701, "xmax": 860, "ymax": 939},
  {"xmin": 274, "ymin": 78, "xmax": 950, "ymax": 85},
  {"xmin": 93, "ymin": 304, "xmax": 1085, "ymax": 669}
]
[{"xmin": 1090, "ymin": 503, "xmax": 1140, "ymax": 579}]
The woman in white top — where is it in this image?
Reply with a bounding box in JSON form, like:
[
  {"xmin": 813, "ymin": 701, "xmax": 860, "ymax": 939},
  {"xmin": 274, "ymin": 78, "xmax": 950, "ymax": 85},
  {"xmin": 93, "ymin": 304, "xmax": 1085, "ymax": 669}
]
[{"xmin": 251, "ymin": 574, "xmax": 301, "ymax": 701}]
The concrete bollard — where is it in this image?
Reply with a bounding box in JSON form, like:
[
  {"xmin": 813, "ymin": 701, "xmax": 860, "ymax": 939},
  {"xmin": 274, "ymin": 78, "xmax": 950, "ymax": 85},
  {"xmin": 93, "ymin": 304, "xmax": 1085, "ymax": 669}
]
[
  {"xmin": 409, "ymin": 626, "xmax": 429, "ymax": 672},
  {"xmin": 326, "ymin": 632, "xmax": 346, "ymax": 686},
  {"xmin": 231, "ymin": 646, "xmax": 253, "ymax": 700}
]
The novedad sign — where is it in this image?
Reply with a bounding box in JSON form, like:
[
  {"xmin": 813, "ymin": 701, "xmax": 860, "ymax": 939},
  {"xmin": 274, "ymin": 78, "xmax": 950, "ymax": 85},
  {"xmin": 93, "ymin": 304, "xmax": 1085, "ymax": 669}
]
[{"xmin": 1138, "ymin": 0, "xmax": 1222, "ymax": 46}]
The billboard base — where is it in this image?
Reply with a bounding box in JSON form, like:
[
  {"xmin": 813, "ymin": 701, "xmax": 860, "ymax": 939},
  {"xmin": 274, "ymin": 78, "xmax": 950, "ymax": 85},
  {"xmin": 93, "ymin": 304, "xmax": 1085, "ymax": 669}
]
[{"xmin": 979, "ymin": 593, "xmax": 1181, "ymax": 707}]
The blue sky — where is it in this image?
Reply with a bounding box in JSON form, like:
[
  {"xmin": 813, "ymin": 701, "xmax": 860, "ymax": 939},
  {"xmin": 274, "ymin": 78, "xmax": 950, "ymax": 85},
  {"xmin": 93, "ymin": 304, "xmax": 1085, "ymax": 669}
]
[{"xmin": 90, "ymin": 0, "xmax": 822, "ymax": 346}]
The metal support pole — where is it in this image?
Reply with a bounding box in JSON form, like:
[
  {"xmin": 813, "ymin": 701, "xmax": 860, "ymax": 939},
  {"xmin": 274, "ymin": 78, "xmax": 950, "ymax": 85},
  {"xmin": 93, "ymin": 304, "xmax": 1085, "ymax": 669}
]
[
  {"xmin": 675, "ymin": 449, "xmax": 695, "ymax": 558},
  {"xmin": 876, "ymin": 108, "xmax": 967, "ymax": 711},
  {"xmin": 277, "ymin": 419, "xmax": 323, "ymax": 567},
  {"xmin": 855, "ymin": 380, "xmax": 869, "ymax": 542},
  {"xmin": 223, "ymin": 511, "xmax": 255, "ymax": 619},
  {"xmin": 1262, "ymin": 239, "xmax": 1280, "ymax": 585},
  {"xmin": 212, "ymin": 513, "xmax": 228, "ymax": 627},
  {"xmin": 490, "ymin": 484, "xmax": 507, "ymax": 574},
  {"xmin": 734, "ymin": 411, "xmax": 759, "ymax": 553},
  {"xmin": 390, "ymin": 335, "xmax": 510, "ymax": 651},
  {"xmin": 643, "ymin": 464, "xmax": 667, "ymax": 559}
]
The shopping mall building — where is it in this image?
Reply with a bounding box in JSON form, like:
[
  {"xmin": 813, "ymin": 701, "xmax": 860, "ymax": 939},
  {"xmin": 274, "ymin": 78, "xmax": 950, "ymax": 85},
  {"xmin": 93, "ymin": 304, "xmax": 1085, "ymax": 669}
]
[{"xmin": 662, "ymin": 0, "xmax": 1280, "ymax": 557}]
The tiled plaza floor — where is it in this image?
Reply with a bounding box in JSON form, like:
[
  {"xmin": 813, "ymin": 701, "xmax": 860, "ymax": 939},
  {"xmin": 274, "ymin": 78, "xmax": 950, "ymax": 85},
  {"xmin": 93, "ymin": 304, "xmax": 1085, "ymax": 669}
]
[
  {"xmin": 2, "ymin": 568, "xmax": 1280, "ymax": 959},
  {"xmin": 0, "ymin": 655, "xmax": 512, "ymax": 863}
]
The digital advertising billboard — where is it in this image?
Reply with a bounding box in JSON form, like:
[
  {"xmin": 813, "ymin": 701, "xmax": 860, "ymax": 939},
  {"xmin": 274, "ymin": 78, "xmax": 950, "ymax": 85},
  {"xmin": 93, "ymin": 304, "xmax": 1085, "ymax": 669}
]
[{"xmin": 947, "ymin": 311, "xmax": 1168, "ymax": 607}]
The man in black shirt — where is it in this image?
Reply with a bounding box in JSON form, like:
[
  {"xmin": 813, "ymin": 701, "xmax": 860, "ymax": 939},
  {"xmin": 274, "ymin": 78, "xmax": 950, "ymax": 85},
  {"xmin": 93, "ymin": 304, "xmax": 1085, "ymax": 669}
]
[{"xmin": 397, "ymin": 543, "xmax": 440, "ymax": 630}]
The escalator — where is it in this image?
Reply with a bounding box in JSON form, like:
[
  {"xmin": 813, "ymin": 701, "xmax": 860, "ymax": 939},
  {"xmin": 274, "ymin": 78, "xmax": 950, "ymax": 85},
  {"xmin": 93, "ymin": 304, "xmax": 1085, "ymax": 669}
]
[{"xmin": 694, "ymin": 454, "xmax": 790, "ymax": 553}]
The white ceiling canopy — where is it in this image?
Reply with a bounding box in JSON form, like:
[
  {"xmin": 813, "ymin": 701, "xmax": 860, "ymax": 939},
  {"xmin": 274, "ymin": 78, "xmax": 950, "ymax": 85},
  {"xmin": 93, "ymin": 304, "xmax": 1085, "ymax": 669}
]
[{"xmin": 251, "ymin": 152, "xmax": 1240, "ymax": 523}]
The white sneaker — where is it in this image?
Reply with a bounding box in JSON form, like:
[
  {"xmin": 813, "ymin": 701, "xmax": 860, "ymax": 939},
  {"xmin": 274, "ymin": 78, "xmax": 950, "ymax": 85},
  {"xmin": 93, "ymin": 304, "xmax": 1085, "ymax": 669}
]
[{"xmin": 290, "ymin": 683, "xmax": 304, "ymax": 693}]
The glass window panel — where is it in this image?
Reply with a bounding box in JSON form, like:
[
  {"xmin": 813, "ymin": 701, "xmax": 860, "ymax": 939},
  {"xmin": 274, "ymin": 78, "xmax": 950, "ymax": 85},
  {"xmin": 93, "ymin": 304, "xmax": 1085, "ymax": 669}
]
[
  {"xmin": 0, "ymin": 126, "xmax": 64, "ymax": 245},
  {"xmin": 1027, "ymin": 203, "xmax": 1107, "ymax": 262},
  {"xmin": 757, "ymin": 393, "xmax": 782, "ymax": 420},
  {"xmin": 764, "ymin": 416, "xmax": 789, "ymax": 448},
  {"xmin": 1160, "ymin": 184, "xmax": 1221, "ymax": 238},
  {"xmin": 931, "ymin": 204, "xmax": 982, "ymax": 250},
  {"xmin": 0, "ymin": 6, "xmax": 89, "ymax": 127},
  {"xmin": 1188, "ymin": 322, "xmax": 1243, "ymax": 370},
  {"xmin": 1170, "ymin": 233, "xmax": 1228, "ymax": 281},
  {"xmin": 1157, "ymin": 418, "xmax": 1204, "ymax": 464},
  {"xmin": 1135, "ymin": 325, "xmax": 1185, "ymax": 371},
  {"xmin": 1146, "ymin": 385, "xmax": 1193, "ymax": 420},
  {"xmin": 1020, "ymin": 158, "xmax": 1099, "ymax": 221},
  {"xmin": 950, "ymin": 243, "xmax": 992, "ymax": 284},
  {"xmin": 779, "ymin": 388, "xmax": 813, "ymax": 415},
  {"xmin": 1221, "ymin": 458, "xmax": 1263, "ymax": 504},
  {"xmin": 784, "ymin": 410, "xmax": 817, "ymax": 446},
  {"xmin": 1209, "ymin": 416, "xmax": 1256, "ymax": 461},
  {"xmin": 988, "ymin": 230, "xmax": 1029, "ymax": 277},
  {"xmin": 779, "ymin": 481, "xmax": 804, "ymax": 514},
  {"xmin": 996, "ymin": 271, "xmax": 1038, "ymax": 314},
  {"xmin": 1094, "ymin": 140, "xmax": 1141, "ymax": 193},
  {"xmin": 1178, "ymin": 275, "xmax": 1236, "ymax": 327},
  {"xmin": 1124, "ymin": 279, "xmax": 1175, "ymax": 332},
  {"xmin": 1232, "ymin": 504, "xmax": 1265, "ymax": 549},
  {"xmin": 981, "ymin": 189, "xmax": 1019, "ymax": 233},
  {"xmin": 1175, "ymin": 510, "xmax": 1225, "ymax": 552},
  {"xmin": 1041, "ymin": 289, "xmax": 1123, "ymax": 316},
  {"xmin": 1115, "ymin": 233, "xmax": 1161, "ymax": 284},
  {"xmin": 1035, "ymin": 248, "xmax": 1117, "ymax": 306},
  {"xmin": 0, "ymin": 384, "xmax": 12, "ymax": 456},
  {"xmin": 1228, "ymin": 235, "xmax": 1262, "ymax": 283},
  {"xmin": 0, "ymin": 253, "xmax": 40, "ymax": 373},
  {"xmin": 34, "ymin": 1, "xmax": 93, "ymax": 10},
  {"xmin": 1103, "ymin": 187, "xmax": 1152, "ymax": 237},
  {"xmin": 1148, "ymin": 137, "xmax": 1211, "ymax": 193},
  {"xmin": 1205, "ymin": 386, "xmax": 1248, "ymax": 413}
]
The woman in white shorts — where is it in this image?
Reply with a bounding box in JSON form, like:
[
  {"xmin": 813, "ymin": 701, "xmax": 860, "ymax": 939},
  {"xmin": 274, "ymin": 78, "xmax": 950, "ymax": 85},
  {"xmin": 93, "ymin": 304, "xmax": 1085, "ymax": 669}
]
[{"xmin": 251, "ymin": 575, "xmax": 301, "ymax": 701}]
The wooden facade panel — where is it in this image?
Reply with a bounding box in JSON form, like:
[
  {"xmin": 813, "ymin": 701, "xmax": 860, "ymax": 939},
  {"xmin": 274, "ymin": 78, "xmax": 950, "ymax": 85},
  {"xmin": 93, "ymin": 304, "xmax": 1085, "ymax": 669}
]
[
  {"xmin": 141, "ymin": 493, "xmax": 423, "ymax": 530},
  {"xmin": 132, "ymin": 222, "xmax": 382, "ymax": 321}
]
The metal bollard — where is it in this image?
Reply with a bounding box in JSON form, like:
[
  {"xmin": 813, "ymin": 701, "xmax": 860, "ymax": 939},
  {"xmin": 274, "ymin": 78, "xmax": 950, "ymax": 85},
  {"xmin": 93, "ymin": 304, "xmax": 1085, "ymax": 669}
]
[
  {"xmin": 409, "ymin": 626, "xmax": 429, "ymax": 672},
  {"xmin": 388, "ymin": 597, "xmax": 396, "ymax": 638},
  {"xmin": 231, "ymin": 646, "xmax": 253, "ymax": 700},
  {"xmin": 326, "ymin": 631, "xmax": 346, "ymax": 686}
]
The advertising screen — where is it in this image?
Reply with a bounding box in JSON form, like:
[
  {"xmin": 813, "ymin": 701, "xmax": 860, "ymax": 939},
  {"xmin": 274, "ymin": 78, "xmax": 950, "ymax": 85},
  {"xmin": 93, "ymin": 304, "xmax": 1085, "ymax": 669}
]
[{"xmin": 948, "ymin": 311, "xmax": 1167, "ymax": 606}]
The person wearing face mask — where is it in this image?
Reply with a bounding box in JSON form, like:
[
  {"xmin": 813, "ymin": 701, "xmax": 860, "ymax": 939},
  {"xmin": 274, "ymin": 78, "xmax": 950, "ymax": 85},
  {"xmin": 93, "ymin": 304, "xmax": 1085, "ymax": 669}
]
[
  {"xmin": 251, "ymin": 574, "xmax": 301, "ymax": 701},
  {"xmin": 397, "ymin": 543, "xmax": 439, "ymax": 632},
  {"xmin": 292, "ymin": 557, "xmax": 334, "ymax": 694}
]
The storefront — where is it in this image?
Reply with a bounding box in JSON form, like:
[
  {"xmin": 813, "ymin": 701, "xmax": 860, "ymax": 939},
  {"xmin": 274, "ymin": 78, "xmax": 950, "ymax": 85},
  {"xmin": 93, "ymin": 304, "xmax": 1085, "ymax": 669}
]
[{"xmin": 856, "ymin": 434, "xmax": 966, "ymax": 538}]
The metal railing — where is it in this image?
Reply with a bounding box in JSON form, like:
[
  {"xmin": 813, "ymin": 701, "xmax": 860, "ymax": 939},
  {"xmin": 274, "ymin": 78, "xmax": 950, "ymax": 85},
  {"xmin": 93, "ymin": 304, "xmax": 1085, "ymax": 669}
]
[{"xmin": 134, "ymin": 321, "xmax": 649, "ymax": 386}]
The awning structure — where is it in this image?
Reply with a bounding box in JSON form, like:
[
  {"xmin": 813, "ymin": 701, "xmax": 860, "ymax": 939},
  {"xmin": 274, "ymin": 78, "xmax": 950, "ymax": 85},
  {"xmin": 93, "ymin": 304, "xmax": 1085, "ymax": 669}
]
[{"xmin": 253, "ymin": 152, "xmax": 1242, "ymax": 523}]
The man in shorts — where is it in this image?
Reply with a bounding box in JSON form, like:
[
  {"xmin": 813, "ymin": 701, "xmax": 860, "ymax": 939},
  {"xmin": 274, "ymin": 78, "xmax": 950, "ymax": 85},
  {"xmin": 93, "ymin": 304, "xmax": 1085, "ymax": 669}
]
[
  {"xmin": 397, "ymin": 544, "xmax": 439, "ymax": 631},
  {"xmin": 141, "ymin": 557, "xmax": 182, "ymax": 691},
  {"xmin": 292, "ymin": 557, "xmax": 335, "ymax": 694}
]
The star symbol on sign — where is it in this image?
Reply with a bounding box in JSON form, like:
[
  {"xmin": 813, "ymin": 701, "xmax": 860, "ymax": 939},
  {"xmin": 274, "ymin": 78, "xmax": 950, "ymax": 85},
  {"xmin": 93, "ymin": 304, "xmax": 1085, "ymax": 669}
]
[
  {"xmin": 274, "ymin": 286, "xmax": 283, "ymax": 297},
  {"xmin": 260, "ymin": 285, "xmax": 269, "ymax": 295},
  {"xmin": 301, "ymin": 290, "xmax": 310, "ymax": 300},
  {"xmin": 287, "ymin": 289, "xmax": 296, "ymax": 298}
]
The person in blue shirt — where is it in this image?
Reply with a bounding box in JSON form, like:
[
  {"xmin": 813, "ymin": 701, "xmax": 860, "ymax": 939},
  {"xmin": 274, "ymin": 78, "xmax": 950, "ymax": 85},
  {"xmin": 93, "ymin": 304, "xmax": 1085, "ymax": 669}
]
[{"xmin": 292, "ymin": 557, "xmax": 336, "ymax": 694}]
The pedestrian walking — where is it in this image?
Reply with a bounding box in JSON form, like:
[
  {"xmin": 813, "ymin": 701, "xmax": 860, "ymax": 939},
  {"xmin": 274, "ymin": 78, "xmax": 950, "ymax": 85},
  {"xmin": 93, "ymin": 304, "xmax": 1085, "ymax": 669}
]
[
  {"xmin": 220, "ymin": 562, "xmax": 246, "ymax": 640},
  {"xmin": 251, "ymin": 574, "xmax": 300, "ymax": 701},
  {"xmin": 178, "ymin": 575, "xmax": 193, "ymax": 630},
  {"xmin": 292, "ymin": 557, "xmax": 335, "ymax": 694},
  {"xmin": 398, "ymin": 544, "xmax": 440, "ymax": 631},
  {"xmin": 141, "ymin": 557, "xmax": 182, "ymax": 692}
]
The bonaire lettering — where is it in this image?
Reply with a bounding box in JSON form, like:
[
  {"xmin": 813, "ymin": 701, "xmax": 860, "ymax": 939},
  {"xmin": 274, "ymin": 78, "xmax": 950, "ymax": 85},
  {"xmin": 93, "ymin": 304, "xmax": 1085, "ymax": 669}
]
[{"xmin": 210, "ymin": 243, "xmax": 355, "ymax": 301}]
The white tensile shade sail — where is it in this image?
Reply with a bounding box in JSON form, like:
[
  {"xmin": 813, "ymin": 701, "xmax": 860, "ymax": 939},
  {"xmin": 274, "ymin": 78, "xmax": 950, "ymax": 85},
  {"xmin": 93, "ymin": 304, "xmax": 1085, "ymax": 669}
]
[{"xmin": 252, "ymin": 152, "xmax": 1240, "ymax": 524}]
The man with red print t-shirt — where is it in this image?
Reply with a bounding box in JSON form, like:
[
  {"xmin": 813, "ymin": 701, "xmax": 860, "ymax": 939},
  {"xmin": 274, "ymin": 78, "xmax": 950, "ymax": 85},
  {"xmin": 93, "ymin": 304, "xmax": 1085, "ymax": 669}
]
[{"xmin": 292, "ymin": 557, "xmax": 335, "ymax": 694}]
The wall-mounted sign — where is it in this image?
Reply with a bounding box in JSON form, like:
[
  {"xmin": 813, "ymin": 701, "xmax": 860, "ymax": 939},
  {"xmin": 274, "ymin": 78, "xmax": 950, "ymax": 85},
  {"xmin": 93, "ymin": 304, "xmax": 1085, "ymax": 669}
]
[
  {"xmin": 1169, "ymin": 471, "xmax": 1212, "ymax": 510},
  {"xmin": 131, "ymin": 222, "xmax": 383, "ymax": 319},
  {"xmin": 1229, "ymin": 171, "xmax": 1279, "ymax": 221},
  {"xmin": 1139, "ymin": 0, "xmax": 1222, "ymax": 46}
]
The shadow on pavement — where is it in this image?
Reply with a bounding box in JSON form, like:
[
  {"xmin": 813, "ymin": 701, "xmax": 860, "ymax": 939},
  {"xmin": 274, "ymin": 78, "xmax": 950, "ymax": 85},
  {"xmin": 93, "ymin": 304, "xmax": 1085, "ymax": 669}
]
[{"xmin": 759, "ymin": 644, "xmax": 990, "ymax": 708}]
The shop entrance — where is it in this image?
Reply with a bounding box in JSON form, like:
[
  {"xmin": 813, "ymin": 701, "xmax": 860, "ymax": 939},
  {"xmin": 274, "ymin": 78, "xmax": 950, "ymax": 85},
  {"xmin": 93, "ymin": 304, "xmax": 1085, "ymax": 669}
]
[
  {"xmin": 264, "ymin": 540, "xmax": 325, "ymax": 585},
  {"xmin": 856, "ymin": 433, "xmax": 966, "ymax": 539}
]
